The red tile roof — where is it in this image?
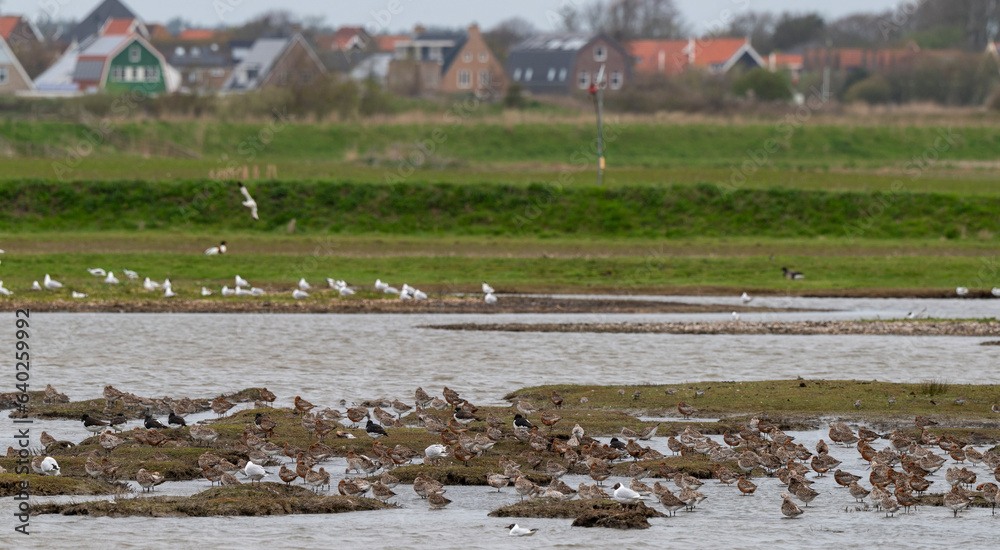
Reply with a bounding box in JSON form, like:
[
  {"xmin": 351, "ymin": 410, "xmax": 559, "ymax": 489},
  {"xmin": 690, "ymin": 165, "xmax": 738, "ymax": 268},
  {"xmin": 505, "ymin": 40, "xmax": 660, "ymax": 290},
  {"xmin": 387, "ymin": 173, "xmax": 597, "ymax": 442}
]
[
  {"xmin": 375, "ymin": 34, "xmax": 408, "ymax": 52},
  {"xmin": 102, "ymin": 18, "xmax": 137, "ymax": 36},
  {"xmin": 626, "ymin": 39, "xmax": 689, "ymax": 75},
  {"xmin": 178, "ymin": 29, "xmax": 216, "ymax": 41},
  {"xmin": 770, "ymin": 53, "xmax": 803, "ymax": 67},
  {"xmin": 688, "ymin": 37, "xmax": 750, "ymax": 67},
  {"xmin": 331, "ymin": 27, "xmax": 365, "ymax": 49},
  {"xmin": 0, "ymin": 16, "xmax": 20, "ymax": 40}
]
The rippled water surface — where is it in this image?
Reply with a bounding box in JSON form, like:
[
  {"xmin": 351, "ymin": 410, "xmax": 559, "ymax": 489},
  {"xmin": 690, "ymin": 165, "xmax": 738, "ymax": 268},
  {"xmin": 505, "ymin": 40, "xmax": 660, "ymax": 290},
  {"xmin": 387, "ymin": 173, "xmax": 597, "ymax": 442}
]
[{"xmin": 2, "ymin": 296, "xmax": 998, "ymax": 548}]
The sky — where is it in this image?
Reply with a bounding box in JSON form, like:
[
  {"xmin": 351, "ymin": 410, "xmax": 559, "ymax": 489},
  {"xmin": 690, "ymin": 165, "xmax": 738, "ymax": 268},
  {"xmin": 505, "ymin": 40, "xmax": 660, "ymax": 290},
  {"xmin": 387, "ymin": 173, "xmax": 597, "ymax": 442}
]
[{"xmin": 1, "ymin": 0, "xmax": 906, "ymax": 34}]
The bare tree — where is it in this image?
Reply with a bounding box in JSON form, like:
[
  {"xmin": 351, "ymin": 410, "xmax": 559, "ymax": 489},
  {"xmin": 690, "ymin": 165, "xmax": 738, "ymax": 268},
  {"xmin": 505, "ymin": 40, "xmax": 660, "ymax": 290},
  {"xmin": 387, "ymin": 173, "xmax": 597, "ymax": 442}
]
[
  {"xmin": 719, "ymin": 11, "xmax": 776, "ymax": 54},
  {"xmin": 485, "ymin": 17, "xmax": 536, "ymax": 62},
  {"xmin": 578, "ymin": 0, "xmax": 686, "ymax": 40}
]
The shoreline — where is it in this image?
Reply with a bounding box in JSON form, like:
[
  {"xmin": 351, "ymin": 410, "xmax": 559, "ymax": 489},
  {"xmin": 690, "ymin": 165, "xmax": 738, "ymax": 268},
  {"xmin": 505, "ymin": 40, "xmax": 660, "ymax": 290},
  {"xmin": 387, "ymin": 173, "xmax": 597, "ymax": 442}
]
[{"xmin": 426, "ymin": 320, "xmax": 1000, "ymax": 337}]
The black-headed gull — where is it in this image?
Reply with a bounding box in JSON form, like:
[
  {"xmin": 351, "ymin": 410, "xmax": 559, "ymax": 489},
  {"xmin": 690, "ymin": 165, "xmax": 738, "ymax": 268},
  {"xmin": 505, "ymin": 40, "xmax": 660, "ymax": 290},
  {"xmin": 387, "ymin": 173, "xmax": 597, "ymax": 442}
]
[
  {"xmin": 731, "ymin": 312, "xmax": 740, "ymax": 321},
  {"xmin": 205, "ymin": 241, "xmax": 227, "ymax": 255},
  {"xmin": 164, "ymin": 287, "xmax": 176, "ymax": 298},
  {"xmin": 251, "ymin": 287, "xmax": 265, "ymax": 296},
  {"xmin": 143, "ymin": 277, "xmax": 160, "ymax": 291},
  {"xmin": 235, "ymin": 275, "xmax": 249, "ymax": 288},
  {"xmin": 298, "ymin": 278, "xmax": 311, "ymax": 290},
  {"xmin": 87, "ymin": 268, "xmax": 106, "ymax": 277},
  {"xmin": 485, "ymin": 293, "xmax": 498, "ymax": 304},
  {"xmin": 482, "ymin": 282, "xmax": 495, "ymax": 294},
  {"xmin": 741, "ymin": 292, "xmax": 752, "ymax": 304},
  {"xmin": 71, "ymin": 291, "xmax": 88, "ymax": 298},
  {"xmin": 507, "ymin": 523, "xmax": 538, "ymax": 537},
  {"xmin": 612, "ymin": 482, "xmax": 647, "ymax": 504},
  {"xmin": 0, "ymin": 281, "xmax": 12, "ymax": 296},
  {"xmin": 201, "ymin": 287, "xmax": 213, "ymax": 296},
  {"xmin": 104, "ymin": 272, "xmax": 119, "ymax": 284},
  {"xmin": 123, "ymin": 269, "xmax": 139, "ymax": 280},
  {"xmin": 244, "ymin": 460, "xmax": 266, "ymax": 484},
  {"xmin": 399, "ymin": 290, "xmax": 412, "ymax": 300},
  {"xmin": 163, "ymin": 279, "xmax": 172, "ymax": 291},
  {"xmin": 424, "ymin": 444, "xmax": 448, "ymax": 459},
  {"xmin": 374, "ymin": 279, "xmax": 388, "ymax": 291},
  {"xmin": 238, "ymin": 182, "xmax": 259, "ymax": 221},
  {"xmin": 384, "ymin": 286, "xmax": 399, "ymax": 295},
  {"xmin": 402, "ymin": 283, "xmax": 415, "ymax": 294},
  {"xmin": 40, "ymin": 457, "xmax": 60, "ymax": 476},
  {"xmin": 44, "ymin": 274, "xmax": 63, "ymax": 289},
  {"xmin": 413, "ymin": 289, "xmax": 428, "ymax": 300},
  {"xmin": 339, "ymin": 286, "xmax": 355, "ymax": 296},
  {"xmin": 292, "ymin": 289, "xmax": 308, "ymax": 300},
  {"xmin": 992, "ymin": 287, "xmax": 1000, "ymax": 297},
  {"xmin": 235, "ymin": 287, "xmax": 252, "ymax": 297},
  {"xmin": 956, "ymin": 286, "xmax": 969, "ymax": 296},
  {"xmin": 31, "ymin": 281, "xmax": 41, "ymax": 291},
  {"xmin": 221, "ymin": 286, "xmax": 235, "ymax": 297}
]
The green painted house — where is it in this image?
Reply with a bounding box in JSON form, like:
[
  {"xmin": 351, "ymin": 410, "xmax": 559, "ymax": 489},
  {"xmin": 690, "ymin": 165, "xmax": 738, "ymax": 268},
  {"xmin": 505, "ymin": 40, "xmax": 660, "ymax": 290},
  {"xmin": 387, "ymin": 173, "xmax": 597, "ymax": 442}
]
[{"xmin": 35, "ymin": 23, "xmax": 179, "ymax": 94}]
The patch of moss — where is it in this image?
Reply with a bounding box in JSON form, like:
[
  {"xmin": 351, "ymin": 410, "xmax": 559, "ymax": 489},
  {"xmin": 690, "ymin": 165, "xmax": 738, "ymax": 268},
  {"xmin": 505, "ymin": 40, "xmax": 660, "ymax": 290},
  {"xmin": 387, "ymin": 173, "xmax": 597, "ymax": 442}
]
[
  {"xmin": 489, "ymin": 499, "xmax": 664, "ymax": 529},
  {"xmin": 0, "ymin": 473, "xmax": 124, "ymax": 496}
]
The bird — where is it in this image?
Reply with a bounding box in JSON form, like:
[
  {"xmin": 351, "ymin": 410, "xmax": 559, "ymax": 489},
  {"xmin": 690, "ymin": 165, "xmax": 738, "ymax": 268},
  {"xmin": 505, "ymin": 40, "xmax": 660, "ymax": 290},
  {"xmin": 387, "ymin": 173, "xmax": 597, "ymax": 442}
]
[
  {"xmin": 482, "ymin": 282, "xmax": 495, "ymax": 294},
  {"xmin": 244, "ymin": 460, "xmax": 267, "ymax": 485},
  {"xmin": 513, "ymin": 414, "xmax": 534, "ymax": 429},
  {"xmin": 731, "ymin": 311, "xmax": 740, "ymax": 321},
  {"xmin": 136, "ymin": 468, "xmax": 157, "ymax": 492},
  {"xmin": 104, "ymin": 271, "xmax": 119, "ymax": 284},
  {"xmin": 99, "ymin": 430, "xmax": 125, "ymax": 453},
  {"xmin": 741, "ymin": 292, "xmax": 752, "ymax": 303},
  {"xmin": 238, "ymin": 182, "xmax": 259, "ymax": 220},
  {"xmin": 781, "ymin": 267, "xmax": 804, "ymax": 280},
  {"xmin": 220, "ymin": 286, "xmax": 235, "ymax": 297},
  {"xmin": 366, "ymin": 419, "xmax": 388, "ymax": 439},
  {"xmin": 189, "ymin": 425, "xmax": 219, "ymax": 445},
  {"xmin": 292, "ymin": 289, "xmax": 309, "ymax": 300},
  {"xmin": 205, "ymin": 241, "xmax": 227, "ymax": 255},
  {"xmin": 122, "ymin": 268, "xmax": 139, "ymax": 280},
  {"xmin": 30, "ymin": 281, "xmax": 42, "ymax": 291},
  {"xmin": 40, "ymin": 457, "xmax": 60, "ymax": 476},
  {"xmin": 956, "ymin": 286, "xmax": 969, "ymax": 296},
  {"xmin": 144, "ymin": 414, "xmax": 166, "ymax": 430},
  {"xmin": 81, "ymin": 414, "xmax": 108, "ymax": 434},
  {"xmin": 780, "ymin": 492, "xmax": 803, "ymax": 518},
  {"xmin": 164, "ymin": 287, "xmax": 176, "ymax": 298},
  {"xmin": 427, "ymin": 491, "xmax": 451, "ymax": 509},
  {"xmin": 201, "ymin": 287, "xmax": 213, "ymax": 296},
  {"xmin": 298, "ymin": 278, "xmax": 311, "ymax": 290},
  {"xmin": 339, "ymin": 286, "xmax": 355, "ymax": 297},
  {"xmin": 294, "ymin": 396, "xmax": 315, "ymax": 414},
  {"xmin": 71, "ymin": 291, "xmax": 88, "ymax": 298},
  {"xmin": 44, "ymin": 274, "xmax": 63, "ymax": 289},
  {"xmin": 0, "ymin": 282, "xmax": 11, "ymax": 296},
  {"xmin": 507, "ymin": 524, "xmax": 538, "ymax": 537},
  {"xmin": 87, "ymin": 268, "xmax": 106, "ymax": 277},
  {"xmin": 992, "ymin": 287, "xmax": 1000, "ymax": 297},
  {"xmin": 235, "ymin": 275, "xmax": 250, "ymax": 287},
  {"xmin": 992, "ymin": 403, "xmax": 1000, "ymax": 414},
  {"xmin": 854, "ymin": 400, "xmax": 862, "ymax": 409},
  {"xmin": 143, "ymin": 277, "xmax": 160, "ymax": 291},
  {"xmin": 485, "ymin": 293, "xmax": 498, "ymax": 304},
  {"xmin": 611, "ymin": 482, "xmax": 647, "ymax": 505},
  {"xmin": 677, "ymin": 401, "xmax": 697, "ymax": 418},
  {"xmin": 425, "ymin": 444, "xmax": 448, "ymax": 460},
  {"xmin": 168, "ymin": 412, "xmax": 186, "ymax": 427}
]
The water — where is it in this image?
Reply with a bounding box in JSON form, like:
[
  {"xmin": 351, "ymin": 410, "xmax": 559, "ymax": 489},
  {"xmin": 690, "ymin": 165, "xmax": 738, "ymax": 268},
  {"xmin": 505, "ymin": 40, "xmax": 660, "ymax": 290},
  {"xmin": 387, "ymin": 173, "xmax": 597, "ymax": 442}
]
[{"xmin": 2, "ymin": 296, "xmax": 998, "ymax": 548}]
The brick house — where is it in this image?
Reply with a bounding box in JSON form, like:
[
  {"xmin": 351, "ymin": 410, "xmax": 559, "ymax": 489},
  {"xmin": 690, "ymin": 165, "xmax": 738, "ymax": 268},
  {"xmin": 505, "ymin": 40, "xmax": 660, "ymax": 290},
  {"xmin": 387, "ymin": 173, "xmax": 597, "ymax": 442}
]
[
  {"xmin": 0, "ymin": 34, "xmax": 35, "ymax": 94},
  {"xmin": 506, "ymin": 33, "xmax": 630, "ymax": 95},
  {"xmin": 388, "ymin": 25, "xmax": 505, "ymax": 97}
]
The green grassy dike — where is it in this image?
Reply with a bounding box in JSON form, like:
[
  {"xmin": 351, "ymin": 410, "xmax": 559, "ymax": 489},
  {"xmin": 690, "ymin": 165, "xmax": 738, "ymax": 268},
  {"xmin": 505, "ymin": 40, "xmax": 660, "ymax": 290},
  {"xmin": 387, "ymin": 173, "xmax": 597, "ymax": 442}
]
[{"xmin": 3, "ymin": 180, "xmax": 1000, "ymax": 241}]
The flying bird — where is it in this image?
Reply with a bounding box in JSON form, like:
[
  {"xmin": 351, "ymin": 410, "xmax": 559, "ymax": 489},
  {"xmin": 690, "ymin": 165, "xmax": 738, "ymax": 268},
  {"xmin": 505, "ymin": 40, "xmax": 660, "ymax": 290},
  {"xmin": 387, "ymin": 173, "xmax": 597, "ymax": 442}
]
[{"xmin": 238, "ymin": 182, "xmax": 259, "ymax": 221}]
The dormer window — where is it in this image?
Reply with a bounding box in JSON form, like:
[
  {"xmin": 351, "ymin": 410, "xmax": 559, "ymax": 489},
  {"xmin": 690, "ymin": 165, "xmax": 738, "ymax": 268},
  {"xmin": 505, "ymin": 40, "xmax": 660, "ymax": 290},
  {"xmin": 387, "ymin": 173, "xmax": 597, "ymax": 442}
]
[
  {"xmin": 594, "ymin": 45, "xmax": 606, "ymax": 62},
  {"xmin": 175, "ymin": 46, "xmax": 185, "ymax": 56},
  {"xmin": 129, "ymin": 45, "xmax": 141, "ymax": 63}
]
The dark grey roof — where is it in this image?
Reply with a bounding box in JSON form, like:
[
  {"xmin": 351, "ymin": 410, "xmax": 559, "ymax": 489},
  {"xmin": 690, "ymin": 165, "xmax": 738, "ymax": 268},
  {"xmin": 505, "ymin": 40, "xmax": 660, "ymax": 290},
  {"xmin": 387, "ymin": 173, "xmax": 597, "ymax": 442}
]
[
  {"xmin": 169, "ymin": 52, "xmax": 231, "ymax": 68},
  {"xmin": 64, "ymin": 0, "xmax": 138, "ymax": 44},
  {"xmin": 440, "ymin": 36, "xmax": 468, "ymax": 74},
  {"xmin": 505, "ymin": 48, "xmax": 577, "ymax": 94},
  {"xmin": 72, "ymin": 59, "xmax": 105, "ymax": 81},
  {"xmin": 321, "ymin": 50, "xmax": 368, "ymax": 73}
]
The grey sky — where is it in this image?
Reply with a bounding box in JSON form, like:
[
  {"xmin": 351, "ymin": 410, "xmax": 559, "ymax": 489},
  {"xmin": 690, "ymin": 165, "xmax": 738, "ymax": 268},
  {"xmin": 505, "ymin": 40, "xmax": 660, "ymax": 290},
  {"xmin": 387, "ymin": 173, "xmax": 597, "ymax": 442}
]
[{"xmin": 1, "ymin": 0, "xmax": 905, "ymax": 34}]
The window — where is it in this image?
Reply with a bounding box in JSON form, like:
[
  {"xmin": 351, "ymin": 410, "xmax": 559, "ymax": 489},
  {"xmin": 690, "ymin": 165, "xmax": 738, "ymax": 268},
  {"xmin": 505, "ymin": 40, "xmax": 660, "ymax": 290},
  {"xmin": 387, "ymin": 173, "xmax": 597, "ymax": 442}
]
[
  {"xmin": 129, "ymin": 45, "xmax": 141, "ymax": 63},
  {"xmin": 191, "ymin": 47, "xmax": 201, "ymax": 57},
  {"xmin": 174, "ymin": 46, "xmax": 185, "ymax": 56},
  {"xmin": 610, "ymin": 70, "xmax": 622, "ymax": 89},
  {"xmin": 458, "ymin": 70, "xmax": 471, "ymax": 89},
  {"xmin": 479, "ymin": 71, "xmax": 489, "ymax": 87},
  {"xmin": 112, "ymin": 66, "xmax": 124, "ymax": 81},
  {"xmin": 594, "ymin": 45, "xmax": 606, "ymax": 62},
  {"xmin": 188, "ymin": 71, "xmax": 198, "ymax": 83},
  {"xmin": 559, "ymin": 68, "xmax": 567, "ymax": 81},
  {"xmin": 124, "ymin": 67, "xmax": 135, "ymax": 81},
  {"xmin": 547, "ymin": 68, "xmax": 555, "ymax": 81},
  {"xmin": 0, "ymin": 67, "xmax": 7, "ymax": 85},
  {"xmin": 524, "ymin": 68, "xmax": 533, "ymax": 81},
  {"xmin": 246, "ymin": 68, "xmax": 259, "ymax": 81},
  {"xmin": 146, "ymin": 67, "xmax": 159, "ymax": 82},
  {"xmin": 463, "ymin": 52, "xmax": 472, "ymax": 62},
  {"xmin": 512, "ymin": 68, "xmax": 521, "ymax": 81},
  {"xmin": 210, "ymin": 68, "xmax": 225, "ymax": 77},
  {"xmin": 578, "ymin": 70, "xmax": 589, "ymax": 89},
  {"xmin": 478, "ymin": 52, "xmax": 487, "ymax": 62}
]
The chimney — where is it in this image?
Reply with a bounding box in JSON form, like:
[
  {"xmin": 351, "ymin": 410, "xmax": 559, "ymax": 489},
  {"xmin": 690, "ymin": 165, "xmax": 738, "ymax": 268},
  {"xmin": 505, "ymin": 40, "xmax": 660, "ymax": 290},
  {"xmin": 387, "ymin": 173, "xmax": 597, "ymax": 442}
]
[
  {"xmin": 467, "ymin": 23, "xmax": 479, "ymax": 36},
  {"xmin": 414, "ymin": 25, "xmax": 426, "ymax": 35}
]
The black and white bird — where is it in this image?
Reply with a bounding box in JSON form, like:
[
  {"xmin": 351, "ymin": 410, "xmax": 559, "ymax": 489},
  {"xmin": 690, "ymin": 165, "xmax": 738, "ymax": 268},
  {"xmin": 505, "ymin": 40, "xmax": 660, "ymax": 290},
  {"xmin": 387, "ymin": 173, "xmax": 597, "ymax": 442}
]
[
  {"xmin": 110, "ymin": 413, "xmax": 127, "ymax": 432},
  {"xmin": 168, "ymin": 412, "xmax": 187, "ymax": 427},
  {"xmin": 205, "ymin": 241, "xmax": 227, "ymax": 255},
  {"xmin": 81, "ymin": 414, "xmax": 108, "ymax": 434},
  {"xmin": 781, "ymin": 267, "xmax": 804, "ymax": 280},
  {"xmin": 453, "ymin": 407, "xmax": 479, "ymax": 425},
  {"xmin": 365, "ymin": 419, "xmax": 388, "ymax": 439},
  {"xmin": 144, "ymin": 414, "xmax": 167, "ymax": 430},
  {"xmin": 238, "ymin": 182, "xmax": 259, "ymax": 221},
  {"xmin": 87, "ymin": 267, "xmax": 106, "ymax": 277},
  {"xmin": 513, "ymin": 414, "xmax": 534, "ymax": 429},
  {"xmin": 507, "ymin": 523, "xmax": 538, "ymax": 537},
  {"xmin": 609, "ymin": 437, "xmax": 626, "ymax": 451},
  {"xmin": 40, "ymin": 456, "xmax": 60, "ymax": 476}
]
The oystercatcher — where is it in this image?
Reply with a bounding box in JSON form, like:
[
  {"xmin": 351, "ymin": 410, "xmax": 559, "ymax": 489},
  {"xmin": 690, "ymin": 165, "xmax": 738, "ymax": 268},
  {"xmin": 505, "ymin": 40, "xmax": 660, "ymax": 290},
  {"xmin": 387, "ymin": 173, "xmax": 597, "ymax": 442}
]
[
  {"xmin": 81, "ymin": 414, "xmax": 108, "ymax": 434},
  {"xmin": 512, "ymin": 414, "xmax": 534, "ymax": 430},
  {"xmin": 366, "ymin": 419, "xmax": 388, "ymax": 439},
  {"xmin": 144, "ymin": 414, "xmax": 166, "ymax": 430},
  {"xmin": 168, "ymin": 412, "xmax": 187, "ymax": 427}
]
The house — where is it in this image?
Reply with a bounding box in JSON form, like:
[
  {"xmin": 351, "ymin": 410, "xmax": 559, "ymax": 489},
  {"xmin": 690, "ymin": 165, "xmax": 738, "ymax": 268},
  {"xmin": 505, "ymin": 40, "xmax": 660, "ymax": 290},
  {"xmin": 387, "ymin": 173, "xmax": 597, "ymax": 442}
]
[
  {"xmin": 626, "ymin": 37, "xmax": 764, "ymax": 76},
  {"xmin": 315, "ymin": 27, "xmax": 375, "ymax": 52},
  {"xmin": 0, "ymin": 15, "xmax": 49, "ymax": 79},
  {"xmin": 61, "ymin": 0, "xmax": 139, "ymax": 46},
  {"xmin": 374, "ymin": 34, "xmax": 408, "ymax": 53},
  {"xmin": 154, "ymin": 29, "xmax": 233, "ymax": 92},
  {"xmin": 802, "ymin": 46, "xmax": 919, "ymax": 74},
  {"xmin": 221, "ymin": 33, "xmax": 326, "ymax": 92},
  {"xmin": 506, "ymin": 33, "xmax": 630, "ymax": 95},
  {"xmin": 34, "ymin": 24, "xmax": 179, "ymax": 94},
  {"xmin": 387, "ymin": 25, "xmax": 505, "ymax": 97},
  {"xmin": 0, "ymin": 34, "xmax": 35, "ymax": 94},
  {"xmin": 767, "ymin": 52, "xmax": 803, "ymax": 83}
]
